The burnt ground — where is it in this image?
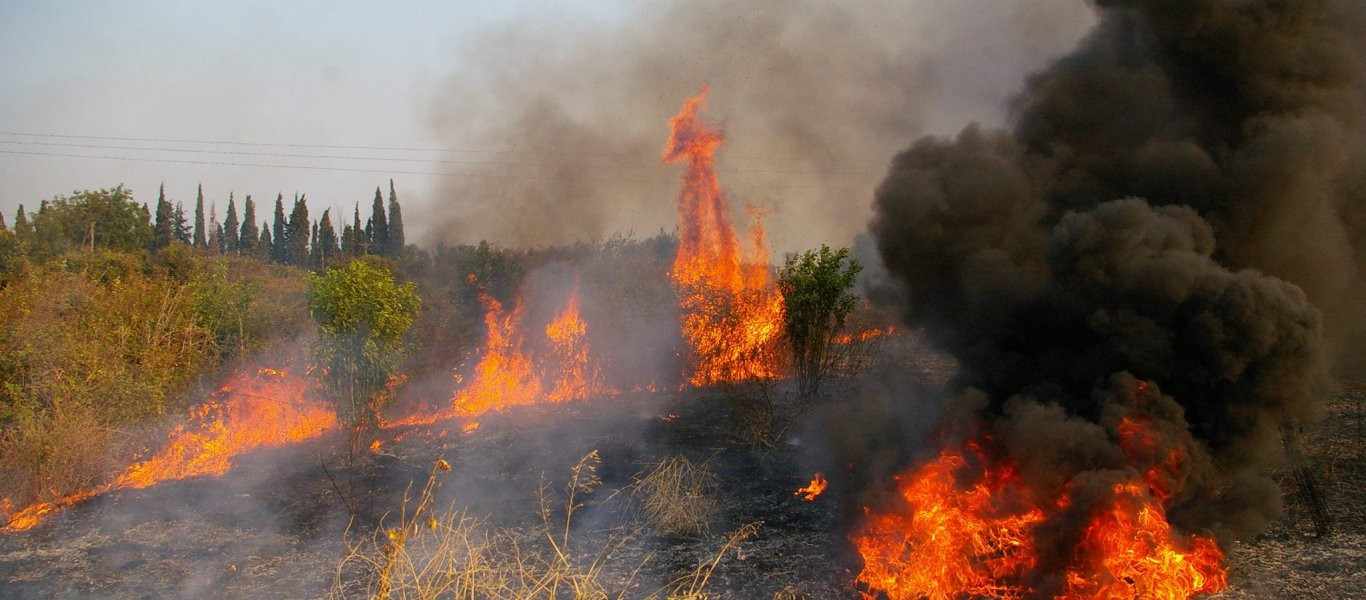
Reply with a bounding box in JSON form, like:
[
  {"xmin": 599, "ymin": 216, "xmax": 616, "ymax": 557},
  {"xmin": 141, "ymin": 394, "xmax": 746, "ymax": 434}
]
[{"xmin": 0, "ymin": 359, "xmax": 1361, "ymax": 598}]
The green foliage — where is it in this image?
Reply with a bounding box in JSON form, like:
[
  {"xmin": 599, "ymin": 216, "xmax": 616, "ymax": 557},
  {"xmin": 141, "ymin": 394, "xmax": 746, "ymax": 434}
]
[
  {"xmin": 447, "ymin": 241, "xmax": 524, "ymax": 311},
  {"xmin": 193, "ymin": 184, "xmax": 207, "ymax": 249},
  {"xmin": 191, "ymin": 261, "xmax": 260, "ymax": 357},
  {"xmin": 308, "ymin": 259, "xmax": 420, "ymax": 432},
  {"xmin": 287, "ymin": 195, "xmax": 310, "ymax": 266},
  {"xmin": 386, "ymin": 179, "xmax": 405, "ymax": 256},
  {"xmin": 369, "ymin": 187, "xmax": 388, "ymax": 255},
  {"xmin": 27, "ymin": 186, "xmax": 154, "ymax": 258},
  {"xmin": 0, "ymin": 229, "xmax": 27, "ymax": 288},
  {"xmin": 0, "ymin": 258, "xmax": 214, "ymax": 430},
  {"xmin": 778, "ymin": 245, "xmax": 862, "ymax": 397}
]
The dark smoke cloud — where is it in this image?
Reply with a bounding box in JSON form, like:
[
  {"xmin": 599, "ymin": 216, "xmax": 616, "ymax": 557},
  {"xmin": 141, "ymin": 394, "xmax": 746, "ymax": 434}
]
[
  {"xmin": 870, "ymin": 0, "xmax": 1361, "ymax": 543},
  {"xmin": 421, "ymin": 0, "xmax": 1094, "ymax": 254}
]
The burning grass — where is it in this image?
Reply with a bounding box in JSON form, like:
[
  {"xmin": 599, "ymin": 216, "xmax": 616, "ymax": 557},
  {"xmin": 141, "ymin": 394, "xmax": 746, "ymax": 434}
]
[{"xmin": 1, "ymin": 365, "xmax": 337, "ymax": 532}]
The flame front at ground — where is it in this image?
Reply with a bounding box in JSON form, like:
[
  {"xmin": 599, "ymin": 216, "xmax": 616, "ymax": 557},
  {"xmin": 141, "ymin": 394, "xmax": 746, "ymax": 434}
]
[
  {"xmin": 852, "ymin": 434, "xmax": 1227, "ymax": 599},
  {"xmin": 449, "ymin": 292, "xmax": 543, "ymax": 417},
  {"xmin": 795, "ymin": 473, "xmax": 828, "ymax": 501},
  {"xmin": 116, "ymin": 368, "xmax": 337, "ymax": 489},
  {"xmin": 545, "ymin": 285, "xmax": 612, "ymax": 403},
  {"xmin": 663, "ymin": 87, "xmax": 785, "ymax": 386},
  {"xmin": 2, "ymin": 368, "xmax": 337, "ymax": 532},
  {"xmin": 385, "ymin": 286, "xmax": 613, "ymax": 428}
]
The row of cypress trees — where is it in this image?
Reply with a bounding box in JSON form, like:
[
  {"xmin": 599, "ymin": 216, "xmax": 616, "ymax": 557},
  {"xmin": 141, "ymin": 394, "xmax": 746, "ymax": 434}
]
[{"xmin": 146, "ymin": 179, "xmax": 405, "ymax": 268}]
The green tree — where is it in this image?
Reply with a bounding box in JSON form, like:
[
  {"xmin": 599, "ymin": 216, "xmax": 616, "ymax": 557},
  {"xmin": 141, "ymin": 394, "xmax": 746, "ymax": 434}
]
[
  {"xmin": 239, "ymin": 195, "xmax": 259, "ymax": 256},
  {"xmin": 28, "ymin": 186, "xmax": 154, "ymax": 257},
  {"xmin": 353, "ymin": 204, "xmax": 366, "ymax": 256},
  {"xmin": 12, "ymin": 205, "xmax": 30, "ymax": 239},
  {"xmin": 153, "ymin": 184, "xmax": 175, "ymax": 249},
  {"xmin": 173, "ymin": 201, "xmax": 190, "ymax": 243},
  {"xmin": 387, "ymin": 179, "xmax": 404, "ymax": 255},
  {"xmin": 256, "ymin": 223, "xmax": 272, "ymax": 260},
  {"xmin": 317, "ymin": 209, "xmax": 340, "ymax": 269},
  {"xmin": 369, "ymin": 187, "xmax": 388, "ymax": 255},
  {"xmin": 777, "ymin": 245, "xmax": 861, "ymax": 397},
  {"xmin": 271, "ymin": 194, "xmax": 287, "ymax": 263},
  {"xmin": 307, "ymin": 259, "xmax": 419, "ymax": 439},
  {"xmin": 223, "ymin": 194, "xmax": 240, "ymax": 254},
  {"xmin": 193, "ymin": 184, "xmax": 207, "ymax": 249},
  {"xmin": 287, "ymin": 195, "xmax": 310, "ymax": 266}
]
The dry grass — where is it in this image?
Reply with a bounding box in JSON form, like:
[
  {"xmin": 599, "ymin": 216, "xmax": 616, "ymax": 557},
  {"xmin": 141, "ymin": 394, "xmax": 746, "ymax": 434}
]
[
  {"xmin": 622, "ymin": 455, "xmax": 717, "ymax": 538},
  {"xmin": 333, "ymin": 453, "xmax": 757, "ymax": 600}
]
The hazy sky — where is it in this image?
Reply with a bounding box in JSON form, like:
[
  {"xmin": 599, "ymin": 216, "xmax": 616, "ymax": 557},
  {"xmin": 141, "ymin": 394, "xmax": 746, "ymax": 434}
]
[{"xmin": 0, "ymin": 1, "xmax": 1094, "ymax": 248}]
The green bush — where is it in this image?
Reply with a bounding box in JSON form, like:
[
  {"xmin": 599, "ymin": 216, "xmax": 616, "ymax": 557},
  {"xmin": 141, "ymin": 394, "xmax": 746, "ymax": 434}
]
[{"xmin": 308, "ymin": 259, "xmax": 420, "ymax": 436}]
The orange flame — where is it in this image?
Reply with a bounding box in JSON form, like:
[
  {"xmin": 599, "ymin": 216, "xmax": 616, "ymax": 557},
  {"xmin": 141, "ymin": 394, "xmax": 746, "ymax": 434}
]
[
  {"xmin": 545, "ymin": 284, "xmax": 612, "ymax": 403},
  {"xmin": 387, "ymin": 286, "xmax": 614, "ymax": 427},
  {"xmin": 2, "ymin": 367, "xmax": 336, "ymax": 532},
  {"xmin": 833, "ymin": 325, "xmax": 898, "ymax": 345},
  {"xmin": 448, "ymin": 293, "xmax": 543, "ymax": 417},
  {"xmin": 851, "ymin": 432, "xmax": 1227, "ymax": 600},
  {"xmin": 795, "ymin": 472, "xmax": 828, "ymax": 501},
  {"xmin": 663, "ymin": 86, "xmax": 785, "ymax": 386}
]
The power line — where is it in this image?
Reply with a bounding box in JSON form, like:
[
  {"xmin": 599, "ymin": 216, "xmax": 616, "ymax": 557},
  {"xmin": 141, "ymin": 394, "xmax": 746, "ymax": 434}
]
[
  {"xmin": 0, "ymin": 130, "xmax": 886, "ymax": 164},
  {"xmin": 0, "ymin": 149, "xmax": 870, "ymax": 192},
  {"xmin": 0, "ymin": 138, "xmax": 884, "ymax": 179}
]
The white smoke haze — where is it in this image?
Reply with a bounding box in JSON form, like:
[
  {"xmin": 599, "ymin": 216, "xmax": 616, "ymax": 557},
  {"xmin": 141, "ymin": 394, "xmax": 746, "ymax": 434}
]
[{"xmin": 418, "ymin": 0, "xmax": 1095, "ymax": 254}]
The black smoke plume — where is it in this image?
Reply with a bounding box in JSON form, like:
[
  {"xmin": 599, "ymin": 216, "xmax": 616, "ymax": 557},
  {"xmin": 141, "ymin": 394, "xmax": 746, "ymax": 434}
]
[{"xmin": 869, "ymin": 0, "xmax": 1362, "ymax": 548}]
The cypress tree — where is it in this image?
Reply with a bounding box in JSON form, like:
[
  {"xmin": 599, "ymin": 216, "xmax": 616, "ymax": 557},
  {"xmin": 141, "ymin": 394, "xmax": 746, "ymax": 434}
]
[
  {"xmin": 272, "ymin": 194, "xmax": 287, "ymax": 263},
  {"xmin": 224, "ymin": 193, "xmax": 240, "ymax": 254},
  {"xmin": 13, "ymin": 205, "xmax": 31, "ymax": 239},
  {"xmin": 193, "ymin": 184, "xmax": 207, "ymax": 249},
  {"xmin": 174, "ymin": 202, "xmax": 191, "ymax": 243},
  {"xmin": 341, "ymin": 223, "xmax": 355, "ymax": 256},
  {"xmin": 370, "ymin": 187, "xmax": 387, "ymax": 255},
  {"xmin": 387, "ymin": 179, "xmax": 404, "ymax": 256},
  {"xmin": 208, "ymin": 202, "xmax": 222, "ymax": 255},
  {"xmin": 258, "ymin": 223, "xmax": 272, "ymax": 260},
  {"xmin": 318, "ymin": 208, "xmax": 340, "ymax": 268},
  {"xmin": 309, "ymin": 222, "xmax": 321, "ymax": 269},
  {"xmin": 286, "ymin": 194, "xmax": 310, "ymax": 266},
  {"xmin": 240, "ymin": 195, "xmax": 259, "ymax": 255},
  {"xmin": 354, "ymin": 205, "xmax": 366, "ymax": 256},
  {"xmin": 153, "ymin": 183, "xmax": 175, "ymax": 249}
]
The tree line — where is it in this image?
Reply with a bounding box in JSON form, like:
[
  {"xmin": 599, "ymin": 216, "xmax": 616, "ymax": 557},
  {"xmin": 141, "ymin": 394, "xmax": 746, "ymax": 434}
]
[{"xmin": 1, "ymin": 179, "xmax": 407, "ymax": 270}]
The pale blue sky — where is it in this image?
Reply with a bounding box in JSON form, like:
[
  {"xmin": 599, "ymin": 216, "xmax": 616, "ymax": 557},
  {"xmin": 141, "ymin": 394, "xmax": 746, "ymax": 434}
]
[
  {"xmin": 0, "ymin": 1, "xmax": 625, "ymax": 231},
  {"xmin": 0, "ymin": 1, "xmax": 1094, "ymax": 247}
]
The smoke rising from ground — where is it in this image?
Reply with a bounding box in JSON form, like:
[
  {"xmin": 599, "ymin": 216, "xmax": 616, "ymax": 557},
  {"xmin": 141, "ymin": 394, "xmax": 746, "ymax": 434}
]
[
  {"xmin": 867, "ymin": 0, "xmax": 1363, "ymax": 545},
  {"xmin": 422, "ymin": 0, "xmax": 1094, "ymax": 254}
]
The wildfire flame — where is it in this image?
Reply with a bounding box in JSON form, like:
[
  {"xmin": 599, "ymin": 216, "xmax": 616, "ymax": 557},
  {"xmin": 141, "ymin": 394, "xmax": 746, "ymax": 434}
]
[
  {"xmin": 386, "ymin": 286, "xmax": 613, "ymax": 428},
  {"xmin": 832, "ymin": 325, "xmax": 898, "ymax": 345},
  {"xmin": 663, "ymin": 86, "xmax": 785, "ymax": 386},
  {"xmin": 2, "ymin": 367, "xmax": 337, "ymax": 532},
  {"xmin": 545, "ymin": 284, "xmax": 612, "ymax": 403},
  {"xmin": 851, "ymin": 430, "xmax": 1227, "ymax": 600},
  {"xmin": 795, "ymin": 472, "xmax": 828, "ymax": 501},
  {"xmin": 450, "ymin": 292, "xmax": 543, "ymax": 417}
]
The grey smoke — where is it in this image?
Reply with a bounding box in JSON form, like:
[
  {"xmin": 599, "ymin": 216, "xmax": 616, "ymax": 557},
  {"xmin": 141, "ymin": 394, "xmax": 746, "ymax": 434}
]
[{"xmin": 421, "ymin": 0, "xmax": 1094, "ymax": 254}]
